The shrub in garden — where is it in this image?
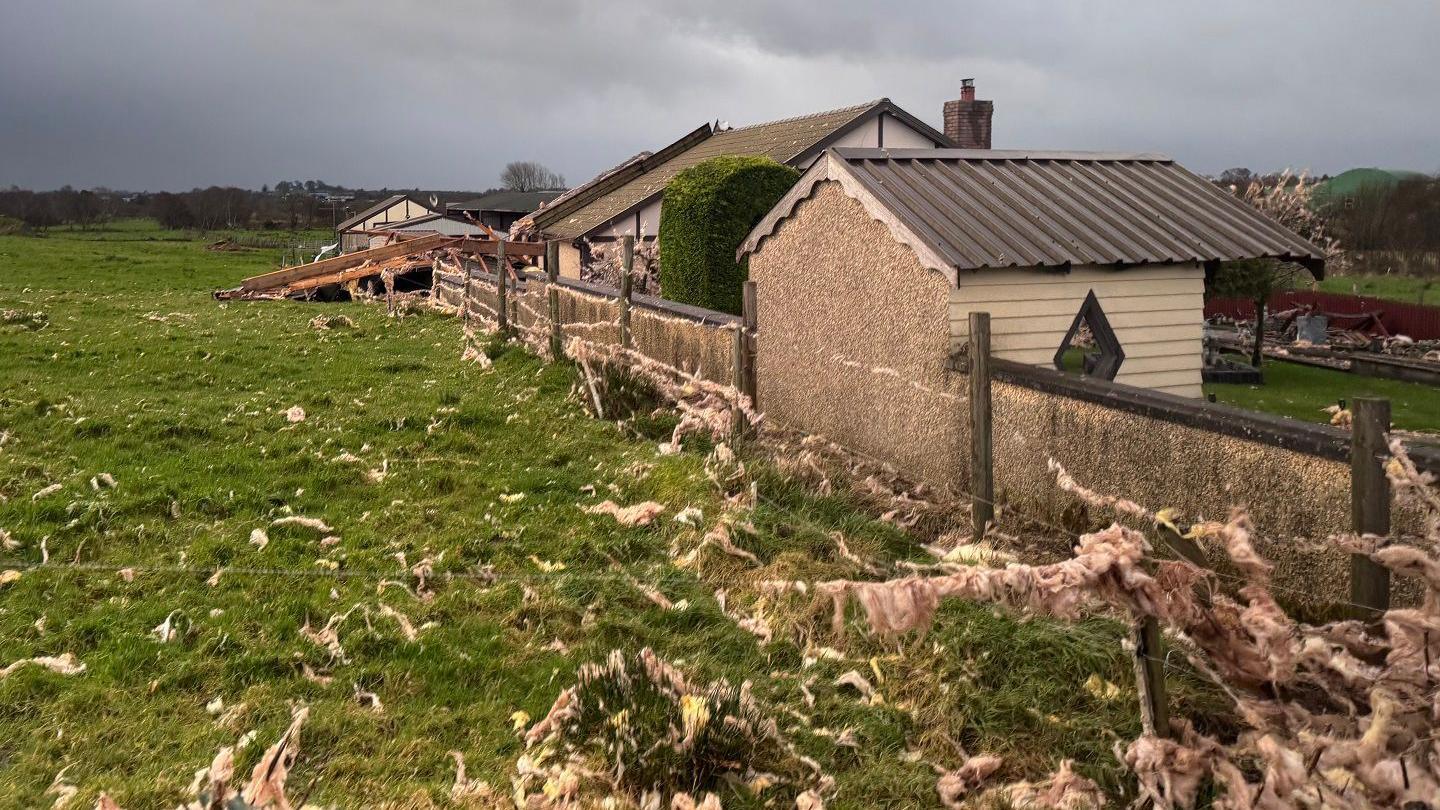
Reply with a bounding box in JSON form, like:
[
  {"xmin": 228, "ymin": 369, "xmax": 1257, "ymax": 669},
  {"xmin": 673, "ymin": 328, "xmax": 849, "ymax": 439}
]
[{"xmin": 658, "ymin": 156, "xmax": 800, "ymax": 315}]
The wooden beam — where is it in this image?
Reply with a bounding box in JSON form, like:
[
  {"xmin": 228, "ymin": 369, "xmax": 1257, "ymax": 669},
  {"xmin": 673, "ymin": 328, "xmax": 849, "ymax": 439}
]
[
  {"xmin": 452, "ymin": 238, "xmax": 546, "ymax": 258},
  {"xmin": 240, "ymin": 233, "xmax": 455, "ymax": 291}
]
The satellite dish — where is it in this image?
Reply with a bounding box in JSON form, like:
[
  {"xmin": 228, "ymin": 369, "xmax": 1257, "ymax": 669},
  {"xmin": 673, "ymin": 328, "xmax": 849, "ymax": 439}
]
[{"xmin": 429, "ymin": 194, "xmax": 439, "ymax": 210}]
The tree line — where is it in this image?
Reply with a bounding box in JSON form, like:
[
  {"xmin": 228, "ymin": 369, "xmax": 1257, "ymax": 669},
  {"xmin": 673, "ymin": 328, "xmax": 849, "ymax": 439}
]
[{"xmin": 0, "ymin": 161, "xmax": 568, "ymax": 233}]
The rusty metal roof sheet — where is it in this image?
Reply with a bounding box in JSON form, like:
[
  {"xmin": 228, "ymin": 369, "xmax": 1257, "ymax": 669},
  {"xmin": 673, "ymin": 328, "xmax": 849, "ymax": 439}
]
[{"xmin": 739, "ymin": 148, "xmax": 1327, "ymax": 279}]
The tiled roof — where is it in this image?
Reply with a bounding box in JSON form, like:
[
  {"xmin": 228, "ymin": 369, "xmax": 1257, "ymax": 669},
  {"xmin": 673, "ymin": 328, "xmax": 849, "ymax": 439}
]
[
  {"xmin": 447, "ymin": 190, "xmax": 564, "ymax": 214},
  {"xmin": 740, "ymin": 148, "xmax": 1327, "ymax": 278},
  {"xmin": 540, "ymin": 100, "xmax": 945, "ymax": 240}
]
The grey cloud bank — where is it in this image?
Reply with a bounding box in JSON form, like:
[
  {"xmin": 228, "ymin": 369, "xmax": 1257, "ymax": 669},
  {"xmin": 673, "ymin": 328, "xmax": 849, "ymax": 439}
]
[{"xmin": 2, "ymin": 1, "xmax": 1436, "ymax": 191}]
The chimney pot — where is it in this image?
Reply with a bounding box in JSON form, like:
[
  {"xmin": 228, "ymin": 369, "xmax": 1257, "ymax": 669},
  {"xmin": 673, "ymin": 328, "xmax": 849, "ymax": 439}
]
[{"xmin": 944, "ymin": 79, "xmax": 992, "ymax": 149}]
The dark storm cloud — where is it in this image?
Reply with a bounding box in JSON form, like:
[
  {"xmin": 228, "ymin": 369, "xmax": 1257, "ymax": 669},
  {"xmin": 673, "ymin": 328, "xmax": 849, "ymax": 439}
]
[{"xmin": 2, "ymin": 1, "xmax": 1437, "ymax": 192}]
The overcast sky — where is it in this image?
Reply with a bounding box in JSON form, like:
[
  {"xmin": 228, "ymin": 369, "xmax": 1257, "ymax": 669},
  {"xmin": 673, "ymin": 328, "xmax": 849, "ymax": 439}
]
[{"xmin": 2, "ymin": 1, "xmax": 1437, "ymax": 192}]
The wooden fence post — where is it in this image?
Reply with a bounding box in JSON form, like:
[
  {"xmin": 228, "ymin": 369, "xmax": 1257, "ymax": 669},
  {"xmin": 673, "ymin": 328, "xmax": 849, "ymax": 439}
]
[
  {"xmin": 461, "ymin": 260, "xmax": 474, "ymax": 328},
  {"xmin": 1132, "ymin": 617, "xmax": 1169, "ymax": 737},
  {"xmin": 968, "ymin": 312, "xmax": 993, "ymax": 540},
  {"xmin": 495, "ymin": 239, "xmax": 508, "ymax": 335},
  {"xmin": 741, "ymin": 280, "xmax": 758, "ymax": 408},
  {"xmin": 546, "ymin": 240, "xmax": 563, "ymax": 360},
  {"xmin": 619, "ymin": 235, "xmax": 634, "ymax": 350},
  {"xmin": 1350, "ymin": 397, "xmax": 1391, "ymax": 619},
  {"xmin": 731, "ymin": 326, "xmax": 748, "ymax": 437}
]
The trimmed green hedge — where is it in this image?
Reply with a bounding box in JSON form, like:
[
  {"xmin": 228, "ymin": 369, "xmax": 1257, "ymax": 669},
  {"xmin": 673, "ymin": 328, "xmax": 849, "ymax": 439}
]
[{"xmin": 658, "ymin": 156, "xmax": 800, "ymax": 315}]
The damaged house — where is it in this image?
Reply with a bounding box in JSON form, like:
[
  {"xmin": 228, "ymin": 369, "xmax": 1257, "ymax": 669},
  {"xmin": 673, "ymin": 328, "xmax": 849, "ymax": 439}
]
[{"xmin": 514, "ymin": 84, "xmax": 997, "ymax": 278}]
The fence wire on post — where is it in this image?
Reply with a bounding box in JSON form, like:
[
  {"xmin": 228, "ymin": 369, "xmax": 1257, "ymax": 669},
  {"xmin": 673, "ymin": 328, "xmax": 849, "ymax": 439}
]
[
  {"xmin": 494, "ymin": 239, "xmax": 509, "ymax": 336},
  {"xmin": 546, "ymin": 240, "xmax": 563, "ymax": 360},
  {"xmin": 968, "ymin": 312, "xmax": 994, "ymax": 540},
  {"xmin": 1350, "ymin": 396, "xmax": 1392, "ymax": 619},
  {"xmin": 741, "ymin": 280, "xmax": 758, "ymax": 409},
  {"xmin": 619, "ymin": 235, "xmax": 634, "ymax": 351}
]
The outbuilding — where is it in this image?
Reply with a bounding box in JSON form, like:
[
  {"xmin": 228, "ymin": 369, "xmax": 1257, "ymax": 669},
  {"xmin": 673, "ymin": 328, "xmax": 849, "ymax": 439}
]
[
  {"xmin": 335, "ymin": 194, "xmax": 435, "ymax": 253},
  {"xmin": 737, "ymin": 147, "xmax": 1324, "ymax": 482}
]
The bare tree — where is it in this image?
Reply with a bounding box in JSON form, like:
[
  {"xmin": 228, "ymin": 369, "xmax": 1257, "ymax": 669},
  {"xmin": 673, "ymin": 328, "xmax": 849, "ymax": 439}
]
[{"xmin": 501, "ymin": 161, "xmax": 566, "ymax": 192}]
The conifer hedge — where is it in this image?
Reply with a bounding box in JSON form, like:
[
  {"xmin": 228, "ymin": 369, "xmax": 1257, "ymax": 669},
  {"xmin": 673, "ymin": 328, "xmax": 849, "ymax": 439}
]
[{"xmin": 657, "ymin": 156, "xmax": 800, "ymax": 314}]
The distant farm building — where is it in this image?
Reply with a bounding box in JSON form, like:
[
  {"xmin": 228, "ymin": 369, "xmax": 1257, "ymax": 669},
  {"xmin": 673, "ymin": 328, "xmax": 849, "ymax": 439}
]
[
  {"xmin": 446, "ymin": 190, "xmax": 564, "ymax": 233},
  {"xmin": 336, "ymin": 195, "xmax": 435, "ymax": 253}
]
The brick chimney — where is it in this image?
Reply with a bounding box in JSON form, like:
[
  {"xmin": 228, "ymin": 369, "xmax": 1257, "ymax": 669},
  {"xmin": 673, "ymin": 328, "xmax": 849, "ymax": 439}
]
[{"xmin": 943, "ymin": 78, "xmax": 993, "ymax": 149}]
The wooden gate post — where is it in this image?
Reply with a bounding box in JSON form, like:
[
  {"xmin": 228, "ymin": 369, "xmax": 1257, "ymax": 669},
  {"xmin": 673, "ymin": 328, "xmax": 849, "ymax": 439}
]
[
  {"xmin": 968, "ymin": 312, "xmax": 994, "ymax": 540},
  {"xmin": 546, "ymin": 240, "xmax": 563, "ymax": 360},
  {"xmin": 741, "ymin": 280, "xmax": 758, "ymax": 408},
  {"xmin": 619, "ymin": 235, "xmax": 634, "ymax": 350},
  {"xmin": 1350, "ymin": 397, "xmax": 1391, "ymax": 618},
  {"xmin": 494, "ymin": 239, "xmax": 508, "ymax": 335}
]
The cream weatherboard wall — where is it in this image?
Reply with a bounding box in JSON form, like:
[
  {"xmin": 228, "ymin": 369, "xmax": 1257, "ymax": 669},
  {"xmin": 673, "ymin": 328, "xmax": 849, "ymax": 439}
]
[
  {"xmin": 340, "ymin": 198, "xmax": 435, "ymax": 252},
  {"xmin": 948, "ymin": 264, "xmax": 1207, "ymax": 398}
]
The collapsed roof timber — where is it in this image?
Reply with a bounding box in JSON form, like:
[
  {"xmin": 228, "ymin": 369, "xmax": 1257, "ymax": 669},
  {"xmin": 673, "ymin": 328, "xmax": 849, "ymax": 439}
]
[{"xmin": 212, "ymin": 233, "xmax": 544, "ymax": 301}]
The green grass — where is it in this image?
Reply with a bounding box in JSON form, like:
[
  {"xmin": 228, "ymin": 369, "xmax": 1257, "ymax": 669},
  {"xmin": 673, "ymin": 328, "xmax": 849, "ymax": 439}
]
[
  {"xmin": 0, "ymin": 222, "xmax": 1229, "ymax": 807},
  {"xmin": 1315, "ymin": 274, "xmax": 1440, "ymax": 305},
  {"xmin": 1205, "ymin": 355, "xmax": 1440, "ymax": 434}
]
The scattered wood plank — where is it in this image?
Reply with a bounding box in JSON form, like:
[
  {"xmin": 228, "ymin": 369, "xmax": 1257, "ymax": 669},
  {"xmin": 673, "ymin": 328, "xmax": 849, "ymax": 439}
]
[{"xmin": 239, "ymin": 233, "xmax": 457, "ymax": 292}]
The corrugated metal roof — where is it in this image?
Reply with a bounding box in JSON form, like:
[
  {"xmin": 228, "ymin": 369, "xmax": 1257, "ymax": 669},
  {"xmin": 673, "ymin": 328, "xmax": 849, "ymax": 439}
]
[
  {"xmin": 539, "ymin": 100, "xmax": 950, "ymax": 240},
  {"xmin": 739, "ymin": 148, "xmax": 1327, "ymax": 278}
]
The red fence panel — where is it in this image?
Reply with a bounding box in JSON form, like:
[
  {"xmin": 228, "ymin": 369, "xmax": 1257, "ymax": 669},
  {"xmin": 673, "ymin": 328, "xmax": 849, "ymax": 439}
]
[{"xmin": 1206, "ymin": 290, "xmax": 1440, "ymax": 340}]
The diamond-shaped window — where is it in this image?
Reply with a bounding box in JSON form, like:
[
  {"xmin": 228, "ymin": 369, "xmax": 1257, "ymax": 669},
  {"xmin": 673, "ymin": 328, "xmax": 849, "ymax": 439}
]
[{"xmin": 1053, "ymin": 291, "xmax": 1124, "ymax": 381}]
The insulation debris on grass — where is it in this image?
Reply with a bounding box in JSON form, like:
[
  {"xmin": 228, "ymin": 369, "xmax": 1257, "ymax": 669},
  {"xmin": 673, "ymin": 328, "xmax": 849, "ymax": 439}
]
[
  {"xmin": 0, "ymin": 653, "xmax": 86, "ymax": 678},
  {"xmin": 31, "ymin": 483, "xmax": 62, "ymax": 501},
  {"xmin": 248, "ymin": 528, "xmax": 269, "ymax": 550},
  {"xmin": 270, "ymin": 515, "xmax": 334, "ymax": 534},
  {"xmin": 309, "ymin": 314, "xmax": 356, "ymax": 331},
  {"xmin": 715, "ymin": 589, "xmax": 773, "ymax": 645},
  {"xmin": 0, "ymin": 569, "xmax": 20, "ymax": 587},
  {"xmin": 240, "ymin": 706, "xmax": 309, "ymax": 809},
  {"xmin": 832, "ymin": 670, "xmax": 878, "ymax": 704},
  {"xmin": 45, "ymin": 767, "xmax": 77, "ymax": 808},
  {"xmin": 584, "ymin": 499, "xmax": 665, "ymax": 527},
  {"xmin": 284, "ymin": 405, "xmax": 306, "ymax": 423},
  {"xmin": 448, "ymin": 751, "xmax": 498, "ymax": 803},
  {"xmin": 0, "ymin": 528, "xmax": 17, "ymax": 550},
  {"xmin": 935, "ymin": 754, "xmax": 1004, "ymax": 808},
  {"xmin": 353, "ymin": 683, "xmax": 384, "ymax": 713},
  {"xmin": 89, "ymin": 472, "xmax": 116, "ymax": 491},
  {"xmin": 151, "ymin": 609, "xmax": 184, "ymax": 643}
]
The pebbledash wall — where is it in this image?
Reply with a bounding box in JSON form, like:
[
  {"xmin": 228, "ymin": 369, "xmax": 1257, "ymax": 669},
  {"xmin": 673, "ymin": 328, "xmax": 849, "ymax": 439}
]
[
  {"xmin": 748, "ymin": 182, "xmax": 1436, "ymax": 604},
  {"xmin": 434, "ymin": 260, "xmax": 738, "ymax": 385}
]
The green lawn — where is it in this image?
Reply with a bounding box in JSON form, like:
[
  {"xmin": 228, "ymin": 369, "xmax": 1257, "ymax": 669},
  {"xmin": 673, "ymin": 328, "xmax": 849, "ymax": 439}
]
[
  {"xmin": 1205, "ymin": 355, "xmax": 1440, "ymax": 434},
  {"xmin": 0, "ymin": 222, "xmax": 1227, "ymax": 807},
  {"xmin": 1315, "ymin": 274, "xmax": 1439, "ymax": 305}
]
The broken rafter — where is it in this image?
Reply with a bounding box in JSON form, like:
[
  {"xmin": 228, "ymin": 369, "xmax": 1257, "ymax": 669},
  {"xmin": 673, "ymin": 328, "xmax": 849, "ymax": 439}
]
[{"xmin": 239, "ymin": 233, "xmax": 457, "ymax": 292}]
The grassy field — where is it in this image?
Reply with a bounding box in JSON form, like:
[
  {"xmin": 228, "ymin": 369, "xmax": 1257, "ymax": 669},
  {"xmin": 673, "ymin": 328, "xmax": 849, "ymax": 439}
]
[
  {"xmin": 1205, "ymin": 355, "xmax": 1440, "ymax": 434},
  {"xmin": 1315, "ymin": 273, "xmax": 1439, "ymax": 305},
  {"xmin": 0, "ymin": 223, "xmax": 1228, "ymax": 807}
]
